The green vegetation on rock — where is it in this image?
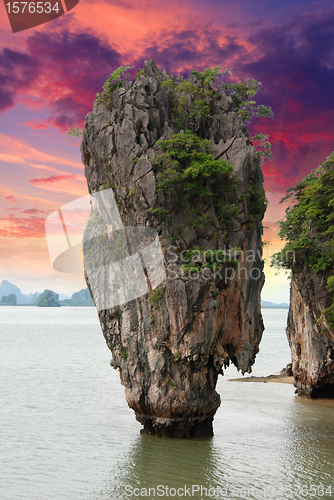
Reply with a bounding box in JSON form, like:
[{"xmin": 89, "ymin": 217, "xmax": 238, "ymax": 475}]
[
  {"xmin": 96, "ymin": 65, "xmax": 133, "ymax": 107},
  {"xmin": 271, "ymin": 152, "xmax": 334, "ymax": 327},
  {"xmin": 152, "ymin": 130, "xmax": 235, "ymax": 199},
  {"xmin": 161, "ymin": 66, "xmax": 273, "ymax": 133},
  {"xmin": 150, "ymin": 287, "xmax": 164, "ymax": 307},
  {"xmin": 93, "ymin": 63, "xmax": 273, "ymax": 161},
  {"xmin": 86, "ymin": 62, "xmax": 270, "ymax": 291},
  {"xmin": 67, "ymin": 127, "xmax": 85, "ymax": 139}
]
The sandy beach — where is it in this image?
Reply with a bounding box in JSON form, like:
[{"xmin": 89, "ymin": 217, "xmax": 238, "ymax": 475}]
[{"xmin": 229, "ymin": 374, "xmax": 294, "ymax": 385}]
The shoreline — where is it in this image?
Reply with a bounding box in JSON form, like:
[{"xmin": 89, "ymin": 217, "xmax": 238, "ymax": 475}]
[
  {"xmin": 229, "ymin": 375, "xmax": 293, "ymax": 384},
  {"xmin": 229, "ymin": 367, "xmax": 294, "ymax": 385}
]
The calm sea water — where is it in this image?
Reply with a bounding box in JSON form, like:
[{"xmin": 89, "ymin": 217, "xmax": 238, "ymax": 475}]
[{"xmin": 1, "ymin": 307, "xmax": 334, "ymax": 500}]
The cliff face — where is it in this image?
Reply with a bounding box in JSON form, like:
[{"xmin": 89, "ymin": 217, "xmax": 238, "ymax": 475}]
[
  {"xmin": 81, "ymin": 60, "xmax": 266, "ymax": 437},
  {"xmin": 273, "ymin": 153, "xmax": 334, "ymax": 398},
  {"xmin": 287, "ymin": 269, "xmax": 334, "ymax": 397}
]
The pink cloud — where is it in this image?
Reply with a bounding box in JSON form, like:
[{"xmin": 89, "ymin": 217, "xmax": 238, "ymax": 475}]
[
  {"xmin": 29, "ymin": 174, "xmax": 77, "ymax": 185},
  {"xmin": 22, "ymin": 208, "xmax": 49, "ymax": 214},
  {"xmin": 27, "ymin": 173, "xmax": 87, "ymax": 197},
  {"xmin": 23, "ymin": 119, "xmax": 49, "ymax": 130},
  {"xmin": 0, "ymin": 133, "xmax": 83, "ymax": 169},
  {"xmin": 0, "ymin": 214, "xmax": 45, "ymax": 238}
]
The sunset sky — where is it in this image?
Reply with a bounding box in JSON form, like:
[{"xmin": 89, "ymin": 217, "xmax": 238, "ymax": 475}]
[{"xmin": 0, "ymin": 0, "xmax": 333, "ymax": 302}]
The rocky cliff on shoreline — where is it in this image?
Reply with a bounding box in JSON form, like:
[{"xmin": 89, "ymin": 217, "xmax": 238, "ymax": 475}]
[
  {"xmin": 287, "ymin": 270, "xmax": 334, "ymax": 396},
  {"xmin": 81, "ymin": 60, "xmax": 268, "ymax": 437},
  {"xmin": 273, "ymin": 153, "xmax": 334, "ymax": 397}
]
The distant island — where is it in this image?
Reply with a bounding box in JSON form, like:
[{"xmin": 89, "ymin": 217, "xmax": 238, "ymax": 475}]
[
  {"xmin": 59, "ymin": 288, "xmax": 94, "ymax": 306},
  {"xmin": 261, "ymin": 300, "xmax": 289, "ymax": 309},
  {"xmin": 0, "ymin": 280, "xmax": 94, "ymax": 306},
  {"xmin": 37, "ymin": 290, "xmax": 61, "ymax": 307},
  {"xmin": 0, "ymin": 279, "xmax": 287, "ymax": 309},
  {"xmin": 0, "ymin": 293, "xmax": 17, "ymax": 305}
]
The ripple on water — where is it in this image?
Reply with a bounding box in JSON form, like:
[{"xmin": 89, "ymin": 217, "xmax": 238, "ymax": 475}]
[{"xmin": 1, "ymin": 307, "xmax": 334, "ymax": 500}]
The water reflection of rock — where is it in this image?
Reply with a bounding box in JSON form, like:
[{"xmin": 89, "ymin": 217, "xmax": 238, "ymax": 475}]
[
  {"xmin": 284, "ymin": 397, "xmax": 334, "ymax": 496},
  {"xmin": 101, "ymin": 435, "xmax": 219, "ymax": 500},
  {"xmin": 96, "ymin": 381, "xmax": 334, "ymax": 500}
]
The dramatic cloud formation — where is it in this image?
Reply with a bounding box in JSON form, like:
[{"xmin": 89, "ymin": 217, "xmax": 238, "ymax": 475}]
[
  {"xmin": 131, "ymin": 8, "xmax": 334, "ymax": 190},
  {"xmin": 0, "ymin": 31, "xmax": 121, "ymax": 129},
  {"xmin": 0, "ymin": 214, "xmax": 46, "ymax": 238},
  {"xmin": 29, "ymin": 174, "xmax": 77, "ymax": 185},
  {"xmin": 0, "ymin": 133, "xmax": 83, "ymax": 168},
  {"xmin": 23, "ymin": 119, "xmax": 49, "ymax": 130},
  {"xmin": 27, "ymin": 30, "xmax": 122, "ymax": 129},
  {"xmin": 1, "ymin": 5, "xmax": 333, "ymax": 167},
  {"xmin": 22, "ymin": 208, "xmax": 48, "ymax": 214},
  {"xmin": 132, "ymin": 27, "xmax": 248, "ymax": 76},
  {"xmin": 0, "ymin": 0, "xmax": 333, "ymax": 299},
  {"xmin": 240, "ymin": 7, "xmax": 334, "ymax": 189},
  {"xmin": 3, "ymin": 4, "xmax": 332, "ymax": 187},
  {"xmin": 0, "ymin": 48, "xmax": 38, "ymax": 112},
  {"xmin": 28, "ymin": 173, "xmax": 87, "ymax": 197}
]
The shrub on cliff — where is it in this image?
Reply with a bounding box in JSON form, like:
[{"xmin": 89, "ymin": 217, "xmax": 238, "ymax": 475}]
[
  {"xmin": 93, "ymin": 64, "xmax": 273, "ymax": 163},
  {"xmin": 152, "ymin": 130, "xmax": 235, "ymax": 199}
]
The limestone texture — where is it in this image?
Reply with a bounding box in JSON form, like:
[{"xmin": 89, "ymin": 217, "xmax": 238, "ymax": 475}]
[
  {"xmin": 287, "ymin": 269, "xmax": 334, "ymax": 397},
  {"xmin": 81, "ymin": 60, "xmax": 266, "ymax": 437}
]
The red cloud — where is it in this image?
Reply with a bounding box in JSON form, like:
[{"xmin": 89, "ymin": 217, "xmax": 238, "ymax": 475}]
[
  {"xmin": 22, "ymin": 208, "xmax": 49, "ymax": 214},
  {"xmin": 0, "ymin": 4, "xmax": 333, "ymax": 200},
  {"xmin": 23, "ymin": 119, "xmax": 49, "ymax": 130},
  {"xmin": 0, "ymin": 31, "xmax": 121, "ymax": 129},
  {"xmin": 285, "ymin": 98, "xmax": 302, "ymax": 115},
  {"xmin": 0, "ymin": 214, "xmax": 45, "ymax": 238},
  {"xmin": 29, "ymin": 174, "xmax": 77, "ymax": 185},
  {"xmin": 5, "ymin": 195, "xmax": 18, "ymax": 202}
]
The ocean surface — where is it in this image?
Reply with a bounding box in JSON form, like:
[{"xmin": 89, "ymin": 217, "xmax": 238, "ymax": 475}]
[{"xmin": 1, "ymin": 306, "xmax": 334, "ymax": 500}]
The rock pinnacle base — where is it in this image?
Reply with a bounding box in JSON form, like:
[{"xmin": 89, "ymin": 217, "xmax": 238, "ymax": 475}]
[{"xmin": 136, "ymin": 414, "xmax": 214, "ymax": 439}]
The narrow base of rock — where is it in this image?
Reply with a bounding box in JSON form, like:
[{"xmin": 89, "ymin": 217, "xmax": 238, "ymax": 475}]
[
  {"xmin": 294, "ymin": 381, "xmax": 334, "ymax": 398},
  {"xmin": 136, "ymin": 414, "xmax": 214, "ymax": 438}
]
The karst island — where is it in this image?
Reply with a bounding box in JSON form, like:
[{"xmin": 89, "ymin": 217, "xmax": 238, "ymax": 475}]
[{"xmin": 79, "ymin": 60, "xmax": 334, "ymax": 438}]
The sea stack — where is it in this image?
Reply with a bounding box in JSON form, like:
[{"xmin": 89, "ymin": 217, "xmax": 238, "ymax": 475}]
[
  {"xmin": 273, "ymin": 153, "xmax": 334, "ymax": 397},
  {"xmin": 287, "ymin": 269, "xmax": 334, "ymax": 396},
  {"xmin": 81, "ymin": 60, "xmax": 266, "ymax": 437}
]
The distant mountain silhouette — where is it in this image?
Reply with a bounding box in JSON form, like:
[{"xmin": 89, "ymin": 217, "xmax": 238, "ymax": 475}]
[
  {"xmin": 0, "ymin": 280, "xmax": 92, "ymax": 306},
  {"xmin": 0, "ymin": 280, "xmax": 31, "ymax": 304},
  {"xmin": 37, "ymin": 290, "xmax": 61, "ymax": 308},
  {"xmin": 261, "ymin": 300, "xmax": 289, "ymax": 309},
  {"xmin": 0, "ymin": 293, "xmax": 17, "ymax": 305},
  {"xmin": 60, "ymin": 288, "xmax": 94, "ymax": 306}
]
